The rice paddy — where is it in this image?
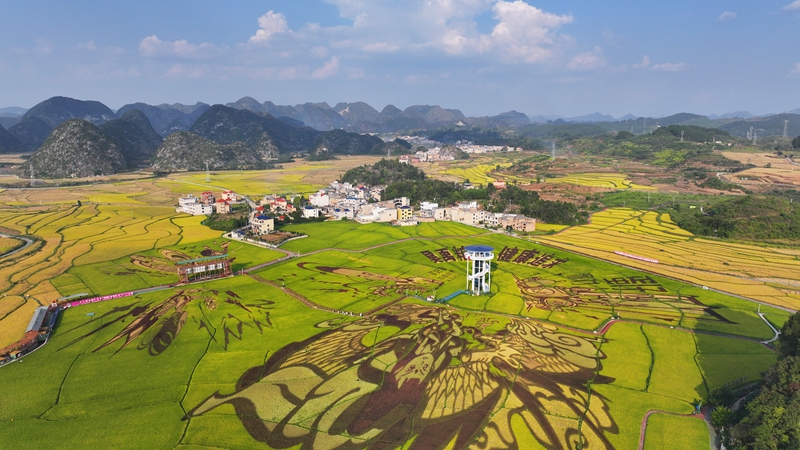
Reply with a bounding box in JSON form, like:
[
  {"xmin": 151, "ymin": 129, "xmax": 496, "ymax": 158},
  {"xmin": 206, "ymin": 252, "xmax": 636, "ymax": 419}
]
[
  {"xmin": 0, "ymin": 170, "xmax": 792, "ymax": 449},
  {"xmin": 164, "ymin": 155, "xmax": 385, "ymax": 196},
  {"xmin": 537, "ymin": 208, "xmax": 800, "ymax": 309}
]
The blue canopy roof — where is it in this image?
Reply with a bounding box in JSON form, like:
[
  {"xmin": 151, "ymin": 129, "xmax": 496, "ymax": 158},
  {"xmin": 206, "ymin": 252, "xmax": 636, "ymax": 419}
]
[{"xmin": 465, "ymin": 245, "xmax": 494, "ymax": 252}]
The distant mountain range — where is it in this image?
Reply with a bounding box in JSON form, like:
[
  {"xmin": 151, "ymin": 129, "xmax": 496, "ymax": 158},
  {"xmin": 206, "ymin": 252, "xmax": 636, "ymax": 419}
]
[{"xmin": 3, "ymin": 95, "xmax": 800, "ymax": 178}]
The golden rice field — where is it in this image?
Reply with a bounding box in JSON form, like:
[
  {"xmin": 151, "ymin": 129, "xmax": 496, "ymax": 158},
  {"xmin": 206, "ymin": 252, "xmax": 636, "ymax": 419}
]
[
  {"xmin": 432, "ymin": 163, "xmax": 509, "ymax": 185},
  {"xmin": 537, "ymin": 173, "xmax": 657, "ymax": 190},
  {"xmin": 0, "ymin": 181, "xmax": 224, "ymax": 348},
  {"xmin": 0, "ymin": 237, "xmax": 23, "ymax": 254},
  {"xmin": 165, "ymin": 156, "xmax": 384, "ymax": 196},
  {"xmin": 537, "ymin": 208, "xmax": 800, "ymax": 309}
]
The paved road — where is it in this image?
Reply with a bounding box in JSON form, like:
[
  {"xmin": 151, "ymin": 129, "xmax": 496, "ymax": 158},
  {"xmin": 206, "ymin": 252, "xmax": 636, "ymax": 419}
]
[{"xmin": 0, "ymin": 233, "xmax": 35, "ymax": 259}]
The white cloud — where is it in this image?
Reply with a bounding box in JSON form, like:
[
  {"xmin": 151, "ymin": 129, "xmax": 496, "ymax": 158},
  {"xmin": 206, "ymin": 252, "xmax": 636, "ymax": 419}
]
[
  {"xmin": 139, "ymin": 35, "xmax": 217, "ymax": 58},
  {"xmin": 567, "ymin": 46, "xmax": 606, "ymax": 71},
  {"xmin": 632, "ymin": 55, "xmax": 650, "ymax": 69},
  {"xmin": 490, "ymin": 1, "xmax": 574, "ymax": 62},
  {"xmin": 651, "ymin": 62, "xmax": 692, "ymax": 72},
  {"xmin": 310, "ymin": 56, "xmax": 340, "ymax": 79},
  {"xmin": 717, "ymin": 11, "xmax": 736, "ymax": 21},
  {"xmin": 781, "ymin": 1, "xmax": 800, "ymax": 11},
  {"xmin": 165, "ymin": 63, "xmax": 206, "ymax": 79},
  {"xmin": 363, "ymin": 42, "xmax": 398, "ymax": 52},
  {"xmin": 249, "ymin": 11, "xmax": 289, "ymax": 43},
  {"xmin": 77, "ymin": 40, "xmax": 96, "ymax": 51},
  {"xmin": 310, "ymin": 46, "xmax": 329, "ymax": 57},
  {"xmin": 320, "ymin": 0, "xmax": 572, "ymax": 63},
  {"xmin": 131, "ymin": 1, "xmax": 579, "ymax": 84}
]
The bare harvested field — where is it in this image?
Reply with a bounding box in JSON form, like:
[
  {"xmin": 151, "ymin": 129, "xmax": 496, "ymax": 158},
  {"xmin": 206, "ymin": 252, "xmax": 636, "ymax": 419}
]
[{"xmin": 721, "ymin": 151, "xmax": 800, "ymax": 189}]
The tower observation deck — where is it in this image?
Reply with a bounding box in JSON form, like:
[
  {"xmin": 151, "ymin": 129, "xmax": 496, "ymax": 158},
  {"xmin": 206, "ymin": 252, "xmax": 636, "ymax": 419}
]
[{"xmin": 464, "ymin": 245, "xmax": 494, "ymax": 294}]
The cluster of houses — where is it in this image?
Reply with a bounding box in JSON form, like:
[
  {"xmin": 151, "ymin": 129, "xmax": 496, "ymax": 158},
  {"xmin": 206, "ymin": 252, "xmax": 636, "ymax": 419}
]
[
  {"xmin": 177, "ymin": 190, "xmax": 237, "ymax": 216},
  {"xmin": 176, "ymin": 179, "xmax": 537, "ymax": 237},
  {"xmin": 399, "ymin": 147, "xmax": 456, "ymax": 164},
  {"xmin": 302, "ymin": 181, "xmax": 536, "ymax": 232},
  {"xmin": 248, "ymin": 194, "xmax": 301, "ymax": 235},
  {"xmin": 458, "ymin": 143, "xmax": 523, "ymax": 154}
]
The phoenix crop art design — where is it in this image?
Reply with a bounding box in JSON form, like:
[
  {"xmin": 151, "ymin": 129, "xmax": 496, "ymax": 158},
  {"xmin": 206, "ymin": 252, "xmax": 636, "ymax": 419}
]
[{"xmin": 187, "ymin": 303, "xmax": 617, "ymax": 449}]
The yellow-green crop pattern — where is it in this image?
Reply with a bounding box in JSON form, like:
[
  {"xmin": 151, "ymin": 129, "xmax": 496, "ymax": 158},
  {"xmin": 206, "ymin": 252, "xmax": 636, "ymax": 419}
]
[
  {"xmin": 538, "ymin": 208, "xmax": 800, "ymax": 309},
  {"xmin": 0, "ymin": 179, "xmax": 788, "ymax": 450}
]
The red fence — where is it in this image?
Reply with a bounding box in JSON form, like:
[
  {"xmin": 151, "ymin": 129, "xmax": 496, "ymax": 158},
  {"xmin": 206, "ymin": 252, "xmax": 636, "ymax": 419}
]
[{"xmin": 63, "ymin": 291, "xmax": 134, "ymax": 308}]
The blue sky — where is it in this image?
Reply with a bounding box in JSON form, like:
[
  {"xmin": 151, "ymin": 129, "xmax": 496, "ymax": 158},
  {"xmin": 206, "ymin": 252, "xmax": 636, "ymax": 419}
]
[{"xmin": 1, "ymin": 0, "xmax": 799, "ymax": 118}]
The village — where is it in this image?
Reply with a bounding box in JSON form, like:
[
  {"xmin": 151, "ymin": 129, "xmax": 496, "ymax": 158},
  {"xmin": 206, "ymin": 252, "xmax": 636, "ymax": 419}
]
[{"xmin": 175, "ymin": 178, "xmax": 537, "ymax": 239}]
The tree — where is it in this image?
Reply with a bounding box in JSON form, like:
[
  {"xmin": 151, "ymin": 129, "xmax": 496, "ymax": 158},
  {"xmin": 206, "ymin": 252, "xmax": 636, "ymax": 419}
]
[
  {"xmin": 731, "ymin": 357, "xmax": 800, "ymax": 449},
  {"xmin": 776, "ymin": 312, "xmax": 800, "ymax": 358},
  {"xmin": 793, "ymin": 135, "xmax": 800, "ymax": 150},
  {"xmin": 712, "ymin": 406, "xmax": 732, "ymax": 429}
]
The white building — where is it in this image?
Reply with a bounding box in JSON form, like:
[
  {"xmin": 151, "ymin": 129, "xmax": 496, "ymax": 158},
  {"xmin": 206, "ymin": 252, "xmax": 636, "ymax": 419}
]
[
  {"xmin": 309, "ymin": 192, "xmax": 331, "ymax": 207},
  {"xmin": 333, "ymin": 208, "xmax": 355, "ymax": 220},
  {"xmin": 451, "ymin": 208, "xmax": 485, "ymax": 226},
  {"xmin": 420, "ymin": 202, "xmax": 439, "ymax": 211},
  {"xmin": 251, "ymin": 215, "xmax": 275, "ymax": 235},
  {"xmin": 178, "ymin": 194, "xmax": 200, "ymax": 208},
  {"xmin": 302, "ymin": 206, "xmax": 320, "ymax": 219},
  {"xmin": 186, "ymin": 203, "xmax": 213, "ymax": 216},
  {"xmin": 221, "ymin": 190, "xmax": 237, "ymax": 202}
]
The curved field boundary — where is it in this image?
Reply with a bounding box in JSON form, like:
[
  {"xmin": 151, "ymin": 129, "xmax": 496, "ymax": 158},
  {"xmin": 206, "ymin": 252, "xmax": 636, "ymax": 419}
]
[
  {"xmin": 0, "ymin": 233, "xmax": 35, "ymax": 260},
  {"xmin": 531, "ymin": 238, "xmax": 795, "ymax": 313}
]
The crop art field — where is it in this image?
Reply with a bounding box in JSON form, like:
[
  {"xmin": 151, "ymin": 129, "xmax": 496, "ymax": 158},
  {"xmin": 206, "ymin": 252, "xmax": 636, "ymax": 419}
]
[
  {"xmin": 0, "ymin": 183, "xmax": 790, "ymax": 449},
  {"xmin": 538, "ymin": 208, "xmax": 800, "ymax": 310}
]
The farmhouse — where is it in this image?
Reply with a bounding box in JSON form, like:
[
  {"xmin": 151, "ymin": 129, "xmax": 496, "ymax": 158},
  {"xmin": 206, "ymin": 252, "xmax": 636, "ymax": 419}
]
[
  {"xmin": 302, "ymin": 206, "xmax": 320, "ymax": 218},
  {"xmin": 250, "ymin": 214, "xmax": 275, "ymax": 235}
]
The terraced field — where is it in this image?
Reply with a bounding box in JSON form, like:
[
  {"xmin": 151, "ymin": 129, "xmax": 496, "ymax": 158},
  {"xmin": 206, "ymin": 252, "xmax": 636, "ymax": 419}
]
[
  {"xmin": 0, "ymin": 171, "xmax": 792, "ymax": 450},
  {"xmin": 537, "ymin": 208, "xmax": 800, "ymax": 309}
]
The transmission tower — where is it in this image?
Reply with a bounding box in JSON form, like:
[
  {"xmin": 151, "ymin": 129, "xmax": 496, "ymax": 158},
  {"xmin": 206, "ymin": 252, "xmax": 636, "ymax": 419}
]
[
  {"xmin": 551, "ymin": 142, "xmax": 556, "ymax": 161},
  {"xmin": 205, "ymin": 162, "xmax": 210, "ymax": 183},
  {"xmin": 680, "ymin": 130, "xmax": 684, "ymax": 142},
  {"xmin": 30, "ymin": 165, "xmax": 35, "ymax": 187},
  {"xmin": 784, "ymin": 120, "xmax": 789, "ymax": 138}
]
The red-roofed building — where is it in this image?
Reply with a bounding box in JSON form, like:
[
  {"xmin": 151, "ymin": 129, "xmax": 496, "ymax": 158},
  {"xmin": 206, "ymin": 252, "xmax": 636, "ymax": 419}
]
[
  {"xmin": 214, "ymin": 199, "xmax": 231, "ymax": 214},
  {"xmin": 201, "ymin": 191, "xmax": 215, "ymax": 205},
  {"xmin": 221, "ymin": 190, "xmax": 236, "ymax": 202}
]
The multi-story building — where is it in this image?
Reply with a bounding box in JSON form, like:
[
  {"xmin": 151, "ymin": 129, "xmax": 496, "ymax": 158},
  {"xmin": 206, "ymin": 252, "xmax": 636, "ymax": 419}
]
[
  {"xmin": 451, "ymin": 207, "xmax": 485, "ymax": 226},
  {"xmin": 250, "ymin": 215, "xmax": 274, "ymax": 235},
  {"xmin": 309, "ymin": 192, "xmax": 331, "ymax": 207},
  {"xmin": 201, "ymin": 191, "xmax": 216, "ymax": 205},
  {"xmin": 214, "ymin": 199, "xmax": 232, "ymax": 214},
  {"xmin": 221, "ymin": 190, "xmax": 237, "ymax": 202},
  {"xmin": 186, "ymin": 203, "xmax": 214, "ymax": 216},
  {"xmin": 397, "ymin": 205, "xmax": 413, "ymax": 220},
  {"xmin": 302, "ymin": 206, "xmax": 320, "ymax": 219}
]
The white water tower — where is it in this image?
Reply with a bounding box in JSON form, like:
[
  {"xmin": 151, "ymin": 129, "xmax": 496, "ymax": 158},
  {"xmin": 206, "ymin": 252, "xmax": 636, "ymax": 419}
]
[{"xmin": 465, "ymin": 245, "xmax": 494, "ymax": 294}]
